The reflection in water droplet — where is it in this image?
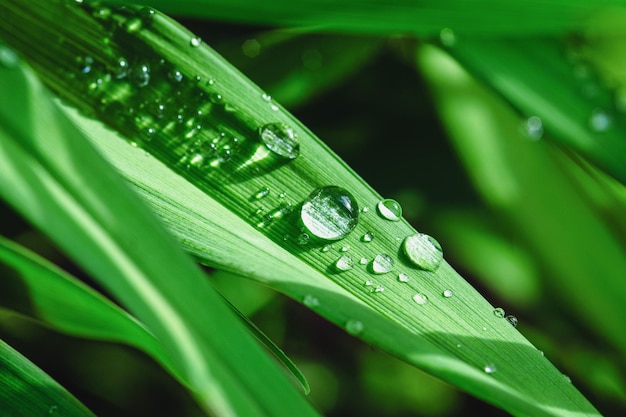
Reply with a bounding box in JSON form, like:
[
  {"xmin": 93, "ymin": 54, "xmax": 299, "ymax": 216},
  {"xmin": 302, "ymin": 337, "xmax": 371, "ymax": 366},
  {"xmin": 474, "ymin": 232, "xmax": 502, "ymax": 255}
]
[
  {"xmin": 345, "ymin": 320, "xmax": 364, "ymax": 335},
  {"xmin": 412, "ymin": 293, "xmax": 428, "ymax": 305},
  {"xmin": 190, "ymin": 36, "xmax": 202, "ymax": 47},
  {"xmin": 301, "ymin": 186, "xmax": 359, "ymax": 240},
  {"xmin": 402, "ymin": 233, "xmax": 443, "ymax": 271},
  {"xmin": 361, "ymin": 231, "xmax": 374, "ymax": 242},
  {"xmin": 506, "ymin": 315, "xmax": 518, "ymax": 327},
  {"xmin": 484, "ymin": 364, "xmax": 497, "ymax": 374},
  {"xmin": 398, "ymin": 273, "xmax": 409, "ymax": 282},
  {"xmin": 493, "ymin": 307, "xmax": 505, "ymax": 318},
  {"xmin": 524, "ymin": 116, "xmax": 543, "ymax": 140},
  {"xmin": 371, "ymin": 254, "xmax": 393, "ymax": 274},
  {"xmin": 335, "ymin": 255, "xmax": 354, "ymax": 271},
  {"xmin": 589, "ymin": 108, "xmax": 611, "ymax": 132},
  {"xmin": 442, "ymin": 289, "xmax": 453, "ymax": 298},
  {"xmin": 377, "ymin": 199, "xmax": 402, "ymax": 221},
  {"xmin": 303, "ymin": 294, "xmax": 319, "ymax": 307},
  {"xmin": 440, "ymin": 28, "xmax": 456, "ymax": 47},
  {"xmin": 259, "ymin": 122, "xmax": 299, "ymax": 159}
]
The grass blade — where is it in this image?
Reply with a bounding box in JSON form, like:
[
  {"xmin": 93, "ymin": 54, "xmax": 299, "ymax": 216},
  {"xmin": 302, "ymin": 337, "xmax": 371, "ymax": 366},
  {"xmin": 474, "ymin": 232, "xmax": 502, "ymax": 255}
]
[
  {"xmin": 0, "ymin": 34, "xmax": 320, "ymax": 417},
  {"xmin": 0, "ymin": 338, "xmax": 95, "ymax": 417}
]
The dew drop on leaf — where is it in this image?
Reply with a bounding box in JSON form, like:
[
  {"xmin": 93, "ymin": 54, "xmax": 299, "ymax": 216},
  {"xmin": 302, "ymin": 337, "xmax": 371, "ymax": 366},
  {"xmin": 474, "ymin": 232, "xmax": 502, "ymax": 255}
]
[
  {"xmin": 589, "ymin": 108, "xmax": 611, "ymax": 132},
  {"xmin": 303, "ymin": 294, "xmax": 319, "ymax": 307},
  {"xmin": 442, "ymin": 289, "xmax": 453, "ymax": 298},
  {"xmin": 361, "ymin": 231, "xmax": 374, "ymax": 242},
  {"xmin": 412, "ymin": 293, "xmax": 428, "ymax": 305},
  {"xmin": 371, "ymin": 254, "xmax": 393, "ymax": 274},
  {"xmin": 345, "ymin": 320, "xmax": 364, "ymax": 335},
  {"xmin": 506, "ymin": 315, "xmax": 518, "ymax": 327},
  {"xmin": 335, "ymin": 255, "xmax": 354, "ymax": 271},
  {"xmin": 129, "ymin": 62, "xmax": 150, "ymax": 87},
  {"xmin": 190, "ymin": 36, "xmax": 202, "ymax": 47},
  {"xmin": 301, "ymin": 186, "xmax": 359, "ymax": 240},
  {"xmin": 258, "ymin": 122, "xmax": 299, "ymax": 159},
  {"xmin": 493, "ymin": 307, "xmax": 505, "ymax": 318},
  {"xmin": 402, "ymin": 233, "xmax": 443, "ymax": 271},
  {"xmin": 484, "ymin": 363, "xmax": 497, "ymax": 374},
  {"xmin": 377, "ymin": 199, "xmax": 402, "ymax": 221},
  {"xmin": 523, "ymin": 116, "xmax": 543, "ymax": 140},
  {"xmin": 398, "ymin": 273, "xmax": 409, "ymax": 282},
  {"xmin": 253, "ymin": 186, "xmax": 270, "ymax": 200}
]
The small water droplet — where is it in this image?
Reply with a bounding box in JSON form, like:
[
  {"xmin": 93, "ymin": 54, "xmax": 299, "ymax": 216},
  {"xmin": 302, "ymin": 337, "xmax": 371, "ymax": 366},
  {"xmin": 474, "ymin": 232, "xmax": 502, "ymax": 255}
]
[
  {"xmin": 298, "ymin": 233, "xmax": 310, "ymax": 245},
  {"xmin": 505, "ymin": 315, "xmax": 518, "ymax": 327},
  {"xmin": 77, "ymin": 55, "xmax": 94, "ymax": 74},
  {"xmin": 48, "ymin": 405, "xmax": 58, "ymax": 414},
  {"xmin": 124, "ymin": 17, "xmax": 143, "ymax": 33},
  {"xmin": 377, "ymin": 199, "xmax": 402, "ymax": 221},
  {"xmin": 190, "ymin": 36, "xmax": 202, "ymax": 47},
  {"xmin": 493, "ymin": 307, "xmax": 505, "ymax": 318},
  {"xmin": 360, "ymin": 207, "xmax": 369, "ymax": 213},
  {"xmin": 259, "ymin": 122, "xmax": 299, "ymax": 159},
  {"xmin": 539, "ymin": 350, "xmax": 545, "ymax": 356},
  {"xmin": 335, "ymin": 255, "xmax": 354, "ymax": 271},
  {"xmin": 589, "ymin": 108, "xmax": 611, "ymax": 132},
  {"xmin": 279, "ymin": 192, "xmax": 287, "ymax": 198},
  {"xmin": 262, "ymin": 93, "xmax": 272, "ymax": 101},
  {"xmin": 364, "ymin": 280, "xmax": 374, "ymax": 286},
  {"xmin": 345, "ymin": 319, "xmax": 364, "ymax": 335},
  {"xmin": 301, "ymin": 186, "xmax": 359, "ymax": 241},
  {"xmin": 373, "ymin": 285, "xmax": 385, "ymax": 293},
  {"xmin": 482, "ymin": 326, "xmax": 488, "ymax": 331},
  {"xmin": 253, "ymin": 186, "xmax": 270, "ymax": 200},
  {"xmin": 412, "ymin": 293, "xmax": 428, "ymax": 305},
  {"xmin": 257, "ymin": 202, "xmax": 292, "ymax": 227},
  {"xmin": 402, "ymin": 233, "xmax": 443, "ymax": 271},
  {"xmin": 340, "ymin": 245, "xmax": 350, "ymax": 252},
  {"xmin": 359, "ymin": 257, "xmax": 368, "ymax": 265},
  {"xmin": 321, "ymin": 245, "xmax": 332, "ymax": 252},
  {"xmin": 398, "ymin": 273, "xmax": 409, "ymax": 282},
  {"xmin": 523, "ymin": 116, "xmax": 543, "ymax": 140},
  {"xmin": 442, "ymin": 289, "xmax": 453, "ymax": 298},
  {"xmin": 456, "ymin": 343, "xmax": 462, "ymax": 348},
  {"xmin": 361, "ymin": 231, "xmax": 374, "ymax": 242},
  {"xmin": 439, "ymin": 28, "xmax": 456, "ymax": 47},
  {"xmin": 303, "ymin": 294, "xmax": 319, "ymax": 307},
  {"xmin": 371, "ymin": 254, "xmax": 394, "ymax": 274},
  {"xmin": 563, "ymin": 374, "xmax": 572, "ymax": 383},
  {"xmin": 0, "ymin": 45, "xmax": 19, "ymax": 68},
  {"xmin": 168, "ymin": 69, "xmax": 183, "ymax": 82},
  {"xmin": 129, "ymin": 62, "xmax": 150, "ymax": 87},
  {"xmin": 484, "ymin": 364, "xmax": 497, "ymax": 374}
]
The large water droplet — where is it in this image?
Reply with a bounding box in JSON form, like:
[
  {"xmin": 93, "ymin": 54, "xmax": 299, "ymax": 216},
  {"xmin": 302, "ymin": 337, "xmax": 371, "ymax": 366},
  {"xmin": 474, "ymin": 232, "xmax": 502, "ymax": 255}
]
[
  {"xmin": 335, "ymin": 255, "xmax": 354, "ymax": 271},
  {"xmin": 259, "ymin": 122, "xmax": 299, "ymax": 159},
  {"xmin": 402, "ymin": 233, "xmax": 443, "ymax": 271},
  {"xmin": 412, "ymin": 293, "xmax": 428, "ymax": 305},
  {"xmin": 301, "ymin": 186, "xmax": 359, "ymax": 241},
  {"xmin": 345, "ymin": 320, "xmax": 364, "ymax": 335},
  {"xmin": 371, "ymin": 254, "xmax": 394, "ymax": 274},
  {"xmin": 377, "ymin": 199, "xmax": 402, "ymax": 221},
  {"xmin": 77, "ymin": 55, "xmax": 94, "ymax": 74}
]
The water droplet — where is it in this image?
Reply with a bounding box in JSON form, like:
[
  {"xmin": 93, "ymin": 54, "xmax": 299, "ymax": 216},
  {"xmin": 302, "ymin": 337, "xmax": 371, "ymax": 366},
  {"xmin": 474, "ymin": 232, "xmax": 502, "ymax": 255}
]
[
  {"xmin": 442, "ymin": 289, "xmax": 453, "ymax": 298},
  {"xmin": 398, "ymin": 273, "xmax": 409, "ymax": 282},
  {"xmin": 377, "ymin": 199, "xmax": 402, "ymax": 221},
  {"xmin": 361, "ymin": 231, "xmax": 374, "ymax": 242},
  {"xmin": 253, "ymin": 186, "xmax": 270, "ymax": 200},
  {"xmin": 440, "ymin": 28, "xmax": 456, "ymax": 47},
  {"xmin": 371, "ymin": 254, "xmax": 394, "ymax": 274},
  {"xmin": 359, "ymin": 257, "xmax": 368, "ymax": 265},
  {"xmin": 482, "ymin": 326, "xmax": 488, "ymax": 331},
  {"xmin": 279, "ymin": 192, "xmax": 287, "ymax": 198},
  {"xmin": 303, "ymin": 294, "xmax": 319, "ymax": 307},
  {"xmin": 345, "ymin": 319, "xmax": 364, "ymax": 335},
  {"xmin": 190, "ymin": 36, "xmax": 202, "ymax": 47},
  {"xmin": 257, "ymin": 202, "xmax": 292, "ymax": 227},
  {"xmin": 321, "ymin": 245, "xmax": 332, "ymax": 252},
  {"xmin": 301, "ymin": 186, "xmax": 359, "ymax": 241},
  {"xmin": 340, "ymin": 245, "xmax": 350, "ymax": 252},
  {"xmin": 402, "ymin": 233, "xmax": 443, "ymax": 271},
  {"xmin": 297, "ymin": 233, "xmax": 310, "ymax": 245},
  {"xmin": 360, "ymin": 207, "xmax": 369, "ymax": 213},
  {"xmin": 589, "ymin": 108, "xmax": 611, "ymax": 132},
  {"xmin": 0, "ymin": 45, "xmax": 19, "ymax": 68},
  {"xmin": 48, "ymin": 405, "xmax": 58, "ymax": 414},
  {"xmin": 129, "ymin": 62, "xmax": 150, "ymax": 87},
  {"xmin": 124, "ymin": 17, "xmax": 143, "ymax": 33},
  {"xmin": 364, "ymin": 280, "xmax": 374, "ymax": 286},
  {"xmin": 373, "ymin": 285, "xmax": 385, "ymax": 293},
  {"xmin": 77, "ymin": 55, "xmax": 94, "ymax": 74},
  {"xmin": 524, "ymin": 116, "xmax": 543, "ymax": 140},
  {"xmin": 262, "ymin": 93, "xmax": 272, "ymax": 101},
  {"xmin": 484, "ymin": 364, "xmax": 497, "ymax": 374},
  {"xmin": 412, "ymin": 293, "xmax": 428, "ymax": 305},
  {"xmin": 563, "ymin": 374, "xmax": 572, "ymax": 383},
  {"xmin": 258, "ymin": 122, "xmax": 299, "ymax": 159},
  {"xmin": 493, "ymin": 307, "xmax": 505, "ymax": 318},
  {"xmin": 168, "ymin": 69, "xmax": 183, "ymax": 82},
  {"xmin": 505, "ymin": 315, "xmax": 518, "ymax": 327},
  {"xmin": 335, "ymin": 255, "xmax": 354, "ymax": 271}
]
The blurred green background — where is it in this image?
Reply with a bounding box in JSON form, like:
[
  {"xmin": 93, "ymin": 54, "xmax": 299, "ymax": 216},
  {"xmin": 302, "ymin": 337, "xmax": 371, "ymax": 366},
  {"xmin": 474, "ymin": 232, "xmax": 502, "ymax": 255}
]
[{"xmin": 2, "ymin": 12, "xmax": 625, "ymax": 417}]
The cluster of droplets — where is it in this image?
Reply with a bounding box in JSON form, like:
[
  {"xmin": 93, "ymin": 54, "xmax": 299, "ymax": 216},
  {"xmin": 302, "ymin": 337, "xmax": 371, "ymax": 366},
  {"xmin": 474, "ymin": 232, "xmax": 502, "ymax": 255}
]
[{"xmin": 493, "ymin": 307, "xmax": 518, "ymax": 328}]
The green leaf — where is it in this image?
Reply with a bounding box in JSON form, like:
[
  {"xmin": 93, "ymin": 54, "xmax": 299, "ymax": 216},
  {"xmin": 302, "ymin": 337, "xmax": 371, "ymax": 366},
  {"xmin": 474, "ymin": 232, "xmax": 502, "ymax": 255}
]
[
  {"xmin": 444, "ymin": 37, "xmax": 626, "ymax": 186},
  {"xmin": 111, "ymin": 0, "xmax": 626, "ymax": 37},
  {"xmin": 0, "ymin": 1, "xmax": 604, "ymax": 415},
  {"xmin": 0, "ymin": 338, "xmax": 95, "ymax": 417},
  {"xmin": 0, "ymin": 34, "xmax": 320, "ymax": 417}
]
